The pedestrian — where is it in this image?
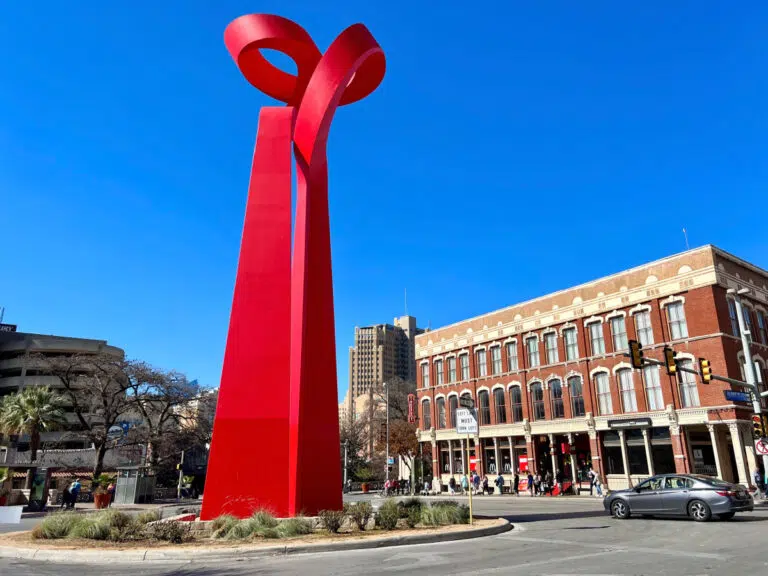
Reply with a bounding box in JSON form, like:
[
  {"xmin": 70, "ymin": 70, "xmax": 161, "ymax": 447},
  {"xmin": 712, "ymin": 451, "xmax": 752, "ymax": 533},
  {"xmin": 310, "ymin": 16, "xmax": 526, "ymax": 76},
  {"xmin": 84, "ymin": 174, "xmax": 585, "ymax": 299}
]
[
  {"xmin": 527, "ymin": 472, "xmax": 535, "ymax": 497},
  {"xmin": 544, "ymin": 471, "xmax": 553, "ymax": 496},
  {"xmin": 595, "ymin": 475, "xmax": 604, "ymax": 497},
  {"xmin": 555, "ymin": 469, "xmax": 564, "ymax": 496},
  {"xmin": 461, "ymin": 473, "xmax": 470, "ymax": 495},
  {"xmin": 753, "ymin": 468, "xmax": 764, "ymax": 499},
  {"xmin": 60, "ymin": 485, "xmax": 71, "ymax": 509},
  {"xmin": 67, "ymin": 478, "xmax": 82, "ymax": 510},
  {"xmin": 449, "ymin": 476, "xmax": 457, "ymax": 495},
  {"xmin": 472, "ymin": 472, "xmax": 481, "ymax": 495},
  {"xmin": 533, "ymin": 473, "xmax": 541, "ymax": 496},
  {"xmin": 495, "ymin": 472, "xmax": 504, "ymax": 495},
  {"xmin": 513, "ymin": 470, "xmax": 520, "ymax": 496},
  {"xmin": 482, "ymin": 474, "xmax": 490, "ymax": 495},
  {"xmin": 107, "ymin": 481, "xmax": 115, "ymax": 507},
  {"xmin": 587, "ymin": 466, "xmax": 596, "ymax": 496}
]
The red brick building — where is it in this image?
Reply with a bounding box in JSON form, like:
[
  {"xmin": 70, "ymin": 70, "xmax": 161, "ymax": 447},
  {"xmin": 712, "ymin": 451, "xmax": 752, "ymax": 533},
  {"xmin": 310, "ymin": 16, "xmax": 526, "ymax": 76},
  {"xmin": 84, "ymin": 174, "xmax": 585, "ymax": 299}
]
[{"xmin": 416, "ymin": 246, "xmax": 768, "ymax": 492}]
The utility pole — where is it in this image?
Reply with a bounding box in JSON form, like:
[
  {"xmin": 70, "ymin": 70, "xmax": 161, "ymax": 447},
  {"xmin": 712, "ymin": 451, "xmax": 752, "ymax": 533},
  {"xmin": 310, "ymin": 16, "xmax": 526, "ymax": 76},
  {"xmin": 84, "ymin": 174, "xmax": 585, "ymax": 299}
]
[
  {"xmin": 343, "ymin": 440, "xmax": 349, "ymax": 490},
  {"xmin": 729, "ymin": 287, "xmax": 768, "ymax": 488},
  {"xmin": 176, "ymin": 449, "xmax": 185, "ymax": 500},
  {"xmin": 384, "ymin": 382, "xmax": 390, "ymax": 484}
]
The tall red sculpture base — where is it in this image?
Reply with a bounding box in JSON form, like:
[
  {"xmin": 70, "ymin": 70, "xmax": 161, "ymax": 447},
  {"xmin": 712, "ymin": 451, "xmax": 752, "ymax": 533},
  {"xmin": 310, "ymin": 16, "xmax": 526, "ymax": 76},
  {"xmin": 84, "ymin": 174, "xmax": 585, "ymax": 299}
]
[{"xmin": 201, "ymin": 14, "xmax": 385, "ymax": 520}]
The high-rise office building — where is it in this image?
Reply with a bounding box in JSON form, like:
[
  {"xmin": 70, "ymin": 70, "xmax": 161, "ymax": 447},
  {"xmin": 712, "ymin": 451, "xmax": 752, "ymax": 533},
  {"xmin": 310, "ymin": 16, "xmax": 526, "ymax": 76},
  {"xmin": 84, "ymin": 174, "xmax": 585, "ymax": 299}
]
[{"xmin": 341, "ymin": 315, "xmax": 423, "ymax": 423}]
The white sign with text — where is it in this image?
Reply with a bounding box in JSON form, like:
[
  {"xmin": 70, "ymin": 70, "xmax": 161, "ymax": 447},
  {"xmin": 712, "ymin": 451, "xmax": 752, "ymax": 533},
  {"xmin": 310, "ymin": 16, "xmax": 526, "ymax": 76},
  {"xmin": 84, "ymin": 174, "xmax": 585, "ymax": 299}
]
[{"xmin": 455, "ymin": 408, "xmax": 478, "ymax": 434}]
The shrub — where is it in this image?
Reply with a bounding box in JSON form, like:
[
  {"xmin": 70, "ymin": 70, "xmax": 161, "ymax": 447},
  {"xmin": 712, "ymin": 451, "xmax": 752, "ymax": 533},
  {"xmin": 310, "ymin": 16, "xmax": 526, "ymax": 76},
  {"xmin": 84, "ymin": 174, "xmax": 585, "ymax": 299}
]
[
  {"xmin": 250, "ymin": 509, "xmax": 279, "ymax": 530},
  {"xmin": 147, "ymin": 521, "xmax": 189, "ymax": 544},
  {"xmin": 278, "ymin": 516, "xmax": 314, "ymax": 537},
  {"xmin": 421, "ymin": 502, "xmax": 470, "ymax": 526},
  {"xmin": 318, "ymin": 509, "xmax": 345, "ymax": 534},
  {"xmin": 70, "ymin": 517, "xmax": 111, "ymax": 541},
  {"xmin": 136, "ymin": 510, "xmax": 162, "ymax": 525},
  {"xmin": 345, "ymin": 502, "xmax": 373, "ymax": 531},
  {"xmin": 225, "ymin": 519, "xmax": 257, "ymax": 540},
  {"xmin": 100, "ymin": 510, "xmax": 133, "ymax": 530},
  {"xmin": 398, "ymin": 497, "xmax": 423, "ymax": 519},
  {"xmin": 211, "ymin": 515, "xmax": 239, "ymax": 539},
  {"xmin": 37, "ymin": 512, "xmax": 83, "ymax": 539},
  {"xmin": 430, "ymin": 499, "xmax": 460, "ymax": 509},
  {"xmin": 405, "ymin": 506, "xmax": 421, "ymax": 529},
  {"xmin": 375, "ymin": 499, "xmax": 399, "ymax": 531}
]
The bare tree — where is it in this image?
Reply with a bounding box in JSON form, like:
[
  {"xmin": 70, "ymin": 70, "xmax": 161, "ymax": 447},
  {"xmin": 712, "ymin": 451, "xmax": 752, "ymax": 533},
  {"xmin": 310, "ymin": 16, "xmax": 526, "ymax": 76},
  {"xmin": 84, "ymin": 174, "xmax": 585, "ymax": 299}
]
[
  {"xmin": 388, "ymin": 419, "xmax": 419, "ymax": 478},
  {"xmin": 34, "ymin": 353, "xmax": 133, "ymax": 479}
]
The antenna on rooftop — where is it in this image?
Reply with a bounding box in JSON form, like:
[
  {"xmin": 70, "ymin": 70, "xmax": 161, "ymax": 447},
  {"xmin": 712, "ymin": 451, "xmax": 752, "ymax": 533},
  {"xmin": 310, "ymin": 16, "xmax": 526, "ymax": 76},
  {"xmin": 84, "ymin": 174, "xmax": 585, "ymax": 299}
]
[
  {"xmin": 404, "ymin": 288, "xmax": 408, "ymax": 316},
  {"xmin": 682, "ymin": 227, "xmax": 690, "ymax": 250},
  {"xmin": 0, "ymin": 307, "xmax": 4, "ymax": 323}
]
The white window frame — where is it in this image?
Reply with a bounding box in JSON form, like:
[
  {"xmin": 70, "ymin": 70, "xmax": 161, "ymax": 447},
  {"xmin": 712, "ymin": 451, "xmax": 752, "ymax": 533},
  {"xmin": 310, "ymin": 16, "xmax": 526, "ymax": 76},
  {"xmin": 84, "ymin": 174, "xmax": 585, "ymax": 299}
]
[
  {"xmin": 677, "ymin": 357, "xmax": 700, "ymax": 407},
  {"xmin": 447, "ymin": 356, "xmax": 457, "ymax": 383},
  {"xmin": 634, "ymin": 309, "xmax": 654, "ymax": 346},
  {"xmin": 490, "ymin": 345, "xmax": 502, "ymax": 375},
  {"xmin": 434, "ymin": 358, "xmax": 444, "ymax": 385},
  {"xmin": 609, "ymin": 314, "xmax": 628, "ymax": 352},
  {"xmin": 643, "ymin": 365, "xmax": 664, "ymax": 411},
  {"xmin": 617, "ymin": 369, "xmax": 638, "ymax": 413},
  {"xmin": 476, "ymin": 349, "xmax": 488, "ymax": 377},
  {"xmin": 588, "ymin": 321, "xmax": 606, "ymax": 356},
  {"xmin": 421, "ymin": 362, "xmax": 430, "ymax": 388},
  {"xmin": 505, "ymin": 340, "xmax": 519, "ymax": 371},
  {"xmin": 526, "ymin": 336, "xmax": 540, "ymax": 368},
  {"xmin": 728, "ymin": 299, "xmax": 740, "ymax": 337},
  {"xmin": 664, "ymin": 299, "xmax": 689, "ymax": 340},
  {"xmin": 544, "ymin": 332, "xmax": 559, "ymax": 364},
  {"xmin": 563, "ymin": 327, "xmax": 578, "ymax": 361},
  {"xmin": 459, "ymin": 353, "xmax": 470, "ymax": 381},
  {"xmin": 757, "ymin": 309, "xmax": 768, "ymax": 345},
  {"xmin": 594, "ymin": 371, "xmax": 613, "ymax": 415}
]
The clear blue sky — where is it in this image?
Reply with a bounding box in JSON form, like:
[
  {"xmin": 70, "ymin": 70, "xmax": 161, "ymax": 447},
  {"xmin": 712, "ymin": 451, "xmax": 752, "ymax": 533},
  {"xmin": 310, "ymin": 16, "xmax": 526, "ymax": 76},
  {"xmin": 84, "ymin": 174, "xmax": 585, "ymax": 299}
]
[{"xmin": 1, "ymin": 2, "xmax": 766, "ymax": 400}]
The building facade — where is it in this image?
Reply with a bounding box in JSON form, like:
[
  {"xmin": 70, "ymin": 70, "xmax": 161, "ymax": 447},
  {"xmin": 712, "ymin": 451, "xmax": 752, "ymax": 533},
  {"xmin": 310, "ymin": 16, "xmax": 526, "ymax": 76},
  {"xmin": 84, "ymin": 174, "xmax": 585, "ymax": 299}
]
[
  {"xmin": 416, "ymin": 246, "xmax": 768, "ymax": 492},
  {"xmin": 343, "ymin": 315, "xmax": 422, "ymax": 422},
  {"xmin": 0, "ymin": 328, "xmax": 125, "ymax": 461}
]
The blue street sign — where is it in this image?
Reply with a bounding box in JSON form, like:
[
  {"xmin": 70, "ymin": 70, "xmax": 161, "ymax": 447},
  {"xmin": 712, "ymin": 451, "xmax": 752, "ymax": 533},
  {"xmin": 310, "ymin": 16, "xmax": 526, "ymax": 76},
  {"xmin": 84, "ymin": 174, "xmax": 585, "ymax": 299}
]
[{"xmin": 725, "ymin": 390, "xmax": 752, "ymax": 403}]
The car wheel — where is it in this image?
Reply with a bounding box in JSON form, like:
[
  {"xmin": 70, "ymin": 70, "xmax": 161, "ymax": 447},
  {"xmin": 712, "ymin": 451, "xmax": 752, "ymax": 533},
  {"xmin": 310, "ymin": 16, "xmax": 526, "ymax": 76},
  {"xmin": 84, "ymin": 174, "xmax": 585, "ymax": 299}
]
[
  {"xmin": 718, "ymin": 512, "xmax": 735, "ymax": 520},
  {"xmin": 611, "ymin": 499, "xmax": 630, "ymax": 519},
  {"xmin": 688, "ymin": 500, "xmax": 712, "ymax": 522}
]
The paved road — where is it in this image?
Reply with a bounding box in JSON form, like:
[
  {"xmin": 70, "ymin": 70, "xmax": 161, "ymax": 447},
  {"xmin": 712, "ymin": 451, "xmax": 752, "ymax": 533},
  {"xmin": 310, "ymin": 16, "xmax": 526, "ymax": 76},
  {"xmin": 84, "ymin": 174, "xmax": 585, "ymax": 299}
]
[{"xmin": 3, "ymin": 495, "xmax": 767, "ymax": 575}]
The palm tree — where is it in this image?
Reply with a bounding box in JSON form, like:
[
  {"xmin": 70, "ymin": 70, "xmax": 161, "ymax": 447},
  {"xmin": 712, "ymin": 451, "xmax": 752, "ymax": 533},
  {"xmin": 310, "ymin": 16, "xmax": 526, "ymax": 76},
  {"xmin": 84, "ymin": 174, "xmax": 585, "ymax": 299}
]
[{"xmin": 0, "ymin": 387, "xmax": 68, "ymax": 489}]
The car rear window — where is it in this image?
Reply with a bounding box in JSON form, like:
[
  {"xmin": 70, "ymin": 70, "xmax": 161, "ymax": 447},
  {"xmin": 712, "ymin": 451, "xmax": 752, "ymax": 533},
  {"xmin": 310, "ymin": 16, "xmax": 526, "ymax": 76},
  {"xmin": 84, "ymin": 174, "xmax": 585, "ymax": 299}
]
[{"xmin": 694, "ymin": 476, "xmax": 731, "ymax": 488}]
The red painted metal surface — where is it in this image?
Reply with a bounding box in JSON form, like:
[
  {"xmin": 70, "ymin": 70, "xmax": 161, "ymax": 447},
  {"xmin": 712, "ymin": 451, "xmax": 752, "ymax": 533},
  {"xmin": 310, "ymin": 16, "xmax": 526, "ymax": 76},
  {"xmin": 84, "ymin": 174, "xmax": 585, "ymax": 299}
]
[{"xmin": 201, "ymin": 14, "xmax": 385, "ymax": 520}]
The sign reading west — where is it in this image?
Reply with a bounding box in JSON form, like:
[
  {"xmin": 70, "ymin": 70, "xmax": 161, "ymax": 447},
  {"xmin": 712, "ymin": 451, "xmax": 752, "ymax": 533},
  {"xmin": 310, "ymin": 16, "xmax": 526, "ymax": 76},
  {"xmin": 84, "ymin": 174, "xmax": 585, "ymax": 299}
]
[{"xmin": 455, "ymin": 408, "xmax": 478, "ymax": 434}]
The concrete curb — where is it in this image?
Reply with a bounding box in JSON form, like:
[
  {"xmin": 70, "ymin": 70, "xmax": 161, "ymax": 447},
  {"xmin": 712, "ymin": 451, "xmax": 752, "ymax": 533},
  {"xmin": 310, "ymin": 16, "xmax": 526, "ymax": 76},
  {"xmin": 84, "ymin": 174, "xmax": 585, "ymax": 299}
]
[{"xmin": 0, "ymin": 519, "xmax": 513, "ymax": 565}]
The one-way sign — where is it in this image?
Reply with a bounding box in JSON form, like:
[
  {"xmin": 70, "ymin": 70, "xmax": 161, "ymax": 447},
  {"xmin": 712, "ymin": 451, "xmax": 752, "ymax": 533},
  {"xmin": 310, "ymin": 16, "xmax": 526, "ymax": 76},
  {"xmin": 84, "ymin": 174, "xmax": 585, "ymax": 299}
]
[
  {"xmin": 455, "ymin": 408, "xmax": 478, "ymax": 434},
  {"xmin": 725, "ymin": 390, "xmax": 752, "ymax": 403}
]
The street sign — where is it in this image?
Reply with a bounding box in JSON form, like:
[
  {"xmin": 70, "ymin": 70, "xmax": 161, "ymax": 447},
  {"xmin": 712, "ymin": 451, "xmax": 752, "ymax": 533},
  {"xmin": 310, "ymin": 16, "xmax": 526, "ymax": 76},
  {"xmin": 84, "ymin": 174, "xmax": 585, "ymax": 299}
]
[
  {"xmin": 0, "ymin": 324, "xmax": 17, "ymax": 332},
  {"xmin": 724, "ymin": 390, "xmax": 752, "ymax": 403},
  {"xmin": 387, "ymin": 457, "xmax": 395, "ymax": 465},
  {"xmin": 459, "ymin": 396, "xmax": 475, "ymax": 409},
  {"xmin": 756, "ymin": 439, "xmax": 768, "ymax": 456},
  {"xmin": 107, "ymin": 425, "xmax": 124, "ymax": 441},
  {"xmin": 455, "ymin": 408, "xmax": 478, "ymax": 434}
]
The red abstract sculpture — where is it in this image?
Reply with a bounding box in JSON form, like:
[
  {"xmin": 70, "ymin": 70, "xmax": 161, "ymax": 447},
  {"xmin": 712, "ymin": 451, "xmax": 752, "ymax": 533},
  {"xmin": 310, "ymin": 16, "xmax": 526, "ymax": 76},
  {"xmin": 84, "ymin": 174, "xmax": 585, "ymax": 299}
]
[{"xmin": 201, "ymin": 14, "xmax": 385, "ymax": 520}]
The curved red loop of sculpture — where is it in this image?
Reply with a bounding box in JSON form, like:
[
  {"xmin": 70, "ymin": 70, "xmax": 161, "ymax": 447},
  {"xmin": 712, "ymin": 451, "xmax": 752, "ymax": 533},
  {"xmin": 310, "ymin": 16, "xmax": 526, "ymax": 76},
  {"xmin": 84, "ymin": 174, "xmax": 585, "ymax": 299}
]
[{"xmin": 224, "ymin": 14, "xmax": 385, "ymax": 111}]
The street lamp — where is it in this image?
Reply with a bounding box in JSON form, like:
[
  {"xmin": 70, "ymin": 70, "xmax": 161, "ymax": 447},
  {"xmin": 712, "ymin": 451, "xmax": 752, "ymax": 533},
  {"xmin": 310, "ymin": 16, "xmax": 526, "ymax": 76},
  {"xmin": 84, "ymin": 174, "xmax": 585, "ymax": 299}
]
[
  {"xmin": 343, "ymin": 440, "xmax": 349, "ymax": 490},
  {"xmin": 384, "ymin": 382, "xmax": 390, "ymax": 485}
]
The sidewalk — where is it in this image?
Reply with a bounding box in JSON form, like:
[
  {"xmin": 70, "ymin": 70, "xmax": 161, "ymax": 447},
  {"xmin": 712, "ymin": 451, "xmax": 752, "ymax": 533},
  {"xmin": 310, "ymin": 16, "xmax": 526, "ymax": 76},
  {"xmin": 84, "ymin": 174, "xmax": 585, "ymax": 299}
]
[{"xmin": 21, "ymin": 499, "xmax": 201, "ymax": 519}]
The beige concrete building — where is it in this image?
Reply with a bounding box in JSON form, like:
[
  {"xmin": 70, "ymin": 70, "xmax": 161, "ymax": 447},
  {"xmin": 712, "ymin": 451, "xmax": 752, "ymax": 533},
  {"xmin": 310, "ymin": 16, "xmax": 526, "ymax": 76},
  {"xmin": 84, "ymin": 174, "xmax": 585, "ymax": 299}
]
[{"xmin": 344, "ymin": 315, "xmax": 422, "ymax": 423}]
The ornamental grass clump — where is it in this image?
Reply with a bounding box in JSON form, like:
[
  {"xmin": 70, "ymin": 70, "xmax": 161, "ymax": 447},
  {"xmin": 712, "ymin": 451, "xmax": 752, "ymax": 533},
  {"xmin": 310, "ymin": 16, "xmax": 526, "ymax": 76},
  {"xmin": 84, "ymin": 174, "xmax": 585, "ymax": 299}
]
[
  {"xmin": 374, "ymin": 499, "xmax": 399, "ymax": 531},
  {"xmin": 345, "ymin": 501, "xmax": 373, "ymax": 531},
  {"xmin": 35, "ymin": 512, "xmax": 83, "ymax": 539},
  {"xmin": 318, "ymin": 509, "xmax": 345, "ymax": 534},
  {"xmin": 278, "ymin": 516, "xmax": 314, "ymax": 537}
]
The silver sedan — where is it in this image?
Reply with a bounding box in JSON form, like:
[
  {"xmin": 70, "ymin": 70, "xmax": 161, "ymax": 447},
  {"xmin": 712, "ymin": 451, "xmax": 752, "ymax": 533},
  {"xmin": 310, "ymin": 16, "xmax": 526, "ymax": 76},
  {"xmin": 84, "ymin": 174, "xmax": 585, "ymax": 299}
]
[{"xmin": 604, "ymin": 474, "xmax": 753, "ymax": 522}]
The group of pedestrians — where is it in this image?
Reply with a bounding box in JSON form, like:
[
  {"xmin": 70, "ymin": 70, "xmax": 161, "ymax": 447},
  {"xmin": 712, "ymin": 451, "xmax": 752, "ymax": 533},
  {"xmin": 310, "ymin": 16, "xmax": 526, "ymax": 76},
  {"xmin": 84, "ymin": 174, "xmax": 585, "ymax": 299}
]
[
  {"xmin": 446, "ymin": 471, "xmax": 498, "ymax": 495},
  {"xmin": 382, "ymin": 478, "xmax": 409, "ymax": 496}
]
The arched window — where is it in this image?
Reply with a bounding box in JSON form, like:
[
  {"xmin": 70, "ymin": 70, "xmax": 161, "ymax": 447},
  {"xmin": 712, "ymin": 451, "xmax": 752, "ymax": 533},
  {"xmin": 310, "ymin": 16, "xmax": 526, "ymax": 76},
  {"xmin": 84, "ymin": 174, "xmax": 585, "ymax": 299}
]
[
  {"xmin": 493, "ymin": 388, "xmax": 507, "ymax": 423},
  {"xmin": 617, "ymin": 369, "xmax": 637, "ymax": 413},
  {"xmin": 478, "ymin": 390, "xmax": 491, "ymax": 425},
  {"xmin": 550, "ymin": 379, "xmax": 564, "ymax": 419},
  {"xmin": 436, "ymin": 397, "xmax": 446, "ymax": 429},
  {"xmin": 595, "ymin": 372, "xmax": 612, "ymax": 415},
  {"xmin": 678, "ymin": 359, "xmax": 700, "ymax": 407},
  {"xmin": 531, "ymin": 383, "xmax": 545, "ymax": 420},
  {"xmin": 421, "ymin": 399, "xmax": 431, "ymax": 430},
  {"xmin": 434, "ymin": 359, "xmax": 444, "ymax": 385},
  {"xmin": 449, "ymin": 395, "xmax": 459, "ymax": 427},
  {"xmin": 568, "ymin": 376, "xmax": 585, "ymax": 417},
  {"xmin": 510, "ymin": 387, "xmax": 523, "ymax": 422}
]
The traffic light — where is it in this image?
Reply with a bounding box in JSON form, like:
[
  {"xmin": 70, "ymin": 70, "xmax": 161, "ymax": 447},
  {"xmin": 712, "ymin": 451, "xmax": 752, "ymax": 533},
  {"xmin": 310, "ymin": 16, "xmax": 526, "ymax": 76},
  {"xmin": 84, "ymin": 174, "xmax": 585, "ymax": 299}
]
[
  {"xmin": 628, "ymin": 340, "xmax": 644, "ymax": 369},
  {"xmin": 699, "ymin": 358, "xmax": 712, "ymax": 383},
  {"xmin": 752, "ymin": 414, "xmax": 766, "ymax": 439},
  {"xmin": 664, "ymin": 347, "xmax": 677, "ymax": 376}
]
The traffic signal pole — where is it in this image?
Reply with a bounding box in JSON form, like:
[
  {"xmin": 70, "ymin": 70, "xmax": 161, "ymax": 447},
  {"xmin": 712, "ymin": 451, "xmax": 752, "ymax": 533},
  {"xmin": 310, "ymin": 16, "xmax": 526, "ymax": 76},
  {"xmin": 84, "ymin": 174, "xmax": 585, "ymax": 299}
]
[{"xmin": 730, "ymin": 288, "xmax": 768, "ymax": 490}]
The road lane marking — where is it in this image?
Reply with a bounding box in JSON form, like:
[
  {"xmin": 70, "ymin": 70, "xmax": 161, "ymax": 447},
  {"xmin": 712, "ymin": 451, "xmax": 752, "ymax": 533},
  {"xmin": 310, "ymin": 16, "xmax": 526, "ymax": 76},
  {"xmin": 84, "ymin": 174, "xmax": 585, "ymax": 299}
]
[
  {"xmin": 466, "ymin": 549, "xmax": 627, "ymax": 574},
  {"xmin": 498, "ymin": 535, "xmax": 728, "ymax": 560}
]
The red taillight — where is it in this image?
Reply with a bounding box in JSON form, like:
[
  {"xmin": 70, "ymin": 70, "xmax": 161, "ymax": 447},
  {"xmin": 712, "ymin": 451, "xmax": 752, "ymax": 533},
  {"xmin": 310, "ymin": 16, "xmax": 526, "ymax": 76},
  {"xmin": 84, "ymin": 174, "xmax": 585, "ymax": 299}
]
[{"xmin": 716, "ymin": 490, "xmax": 736, "ymax": 497}]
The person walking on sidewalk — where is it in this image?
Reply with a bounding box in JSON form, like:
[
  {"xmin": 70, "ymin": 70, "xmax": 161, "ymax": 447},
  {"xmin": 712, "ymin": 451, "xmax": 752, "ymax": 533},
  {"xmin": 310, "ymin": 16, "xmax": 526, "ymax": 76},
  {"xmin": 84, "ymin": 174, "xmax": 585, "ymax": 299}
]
[
  {"xmin": 544, "ymin": 471, "xmax": 553, "ymax": 496},
  {"xmin": 461, "ymin": 473, "xmax": 470, "ymax": 495},
  {"xmin": 527, "ymin": 472, "xmax": 535, "ymax": 497},
  {"xmin": 513, "ymin": 470, "xmax": 520, "ymax": 496},
  {"xmin": 495, "ymin": 472, "xmax": 504, "ymax": 495},
  {"xmin": 472, "ymin": 472, "xmax": 481, "ymax": 495},
  {"xmin": 555, "ymin": 469, "xmax": 564, "ymax": 496},
  {"xmin": 587, "ymin": 466, "xmax": 596, "ymax": 496}
]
